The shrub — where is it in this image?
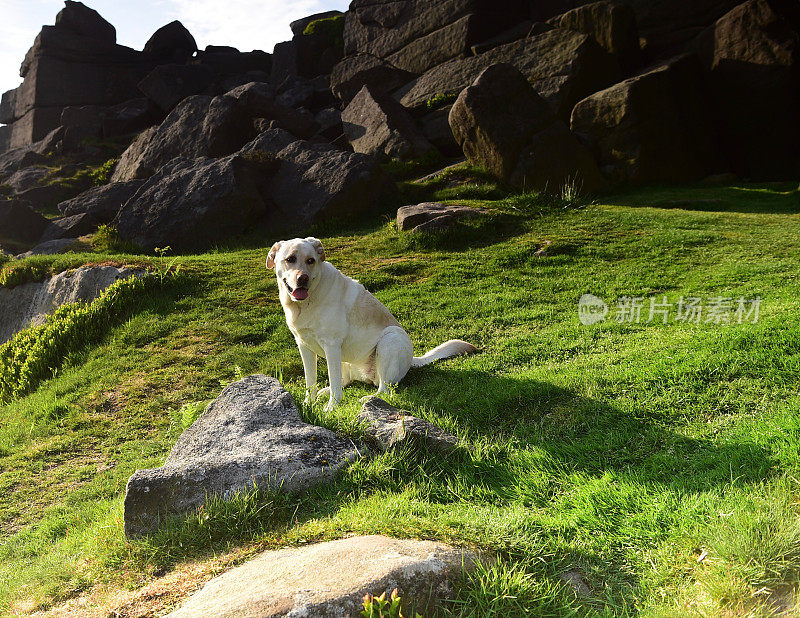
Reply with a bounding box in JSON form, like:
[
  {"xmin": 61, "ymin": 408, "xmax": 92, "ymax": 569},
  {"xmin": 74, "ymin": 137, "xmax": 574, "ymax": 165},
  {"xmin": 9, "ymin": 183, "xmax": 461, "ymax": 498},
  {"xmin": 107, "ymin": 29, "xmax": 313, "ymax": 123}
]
[{"xmin": 89, "ymin": 158, "xmax": 119, "ymax": 186}]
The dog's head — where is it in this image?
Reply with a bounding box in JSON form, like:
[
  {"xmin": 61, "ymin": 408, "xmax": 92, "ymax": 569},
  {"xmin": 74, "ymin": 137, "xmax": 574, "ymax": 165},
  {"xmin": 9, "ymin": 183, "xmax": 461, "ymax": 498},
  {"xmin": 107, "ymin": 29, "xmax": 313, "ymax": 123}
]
[{"xmin": 266, "ymin": 237, "xmax": 326, "ymax": 302}]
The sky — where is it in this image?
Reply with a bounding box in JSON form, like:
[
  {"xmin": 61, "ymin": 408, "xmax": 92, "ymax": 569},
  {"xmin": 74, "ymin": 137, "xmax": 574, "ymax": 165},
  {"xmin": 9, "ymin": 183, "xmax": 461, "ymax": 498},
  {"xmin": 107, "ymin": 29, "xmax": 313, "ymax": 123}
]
[{"xmin": 0, "ymin": 0, "xmax": 350, "ymax": 101}]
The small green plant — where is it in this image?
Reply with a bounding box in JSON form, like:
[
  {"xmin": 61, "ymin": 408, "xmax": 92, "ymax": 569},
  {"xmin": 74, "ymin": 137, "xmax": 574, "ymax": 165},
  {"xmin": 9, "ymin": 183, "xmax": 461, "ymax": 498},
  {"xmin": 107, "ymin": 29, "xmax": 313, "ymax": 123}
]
[
  {"xmin": 88, "ymin": 158, "xmax": 118, "ymax": 186},
  {"xmin": 303, "ymin": 14, "xmax": 344, "ymax": 51},
  {"xmin": 0, "ymin": 261, "xmax": 54, "ymax": 288},
  {"xmin": 425, "ymin": 93, "xmax": 458, "ymax": 111},
  {"xmin": 91, "ymin": 224, "xmax": 139, "ymax": 254},
  {"xmin": 0, "ymin": 183, "xmax": 11, "ymax": 196},
  {"xmin": 178, "ymin": 401, "xmax": 209, "ymax": 429},
  {"xmin": 361, "ymin": 588, "xmax": 421, "ymax": 618},
  {"xmin": 154, "ymin": 246, "xmax": 181, "ymax": 284}
]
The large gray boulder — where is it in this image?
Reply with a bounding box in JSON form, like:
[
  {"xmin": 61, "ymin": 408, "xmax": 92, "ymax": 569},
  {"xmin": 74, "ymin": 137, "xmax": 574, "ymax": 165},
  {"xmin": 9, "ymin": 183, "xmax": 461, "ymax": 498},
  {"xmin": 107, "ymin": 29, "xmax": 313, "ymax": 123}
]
[
  {"xmin": 450, "ymin": 63, "xmax": 605, "ymax": 193},
  {"xmin": 342, "ymin": 85, "xmax": 433, "ymax": 161},
  {"xmin": 548, "ymin": 1, "xmax": 642, "ymax": 73},
  {"xmin": 240, "ymin": 128, "xmax": 392, "ymax": 222},
  {"xmin": 167, "ymin": 535, "xmax": 478, "ymax": 618},
  {"xmin": 39, "ymin": 212, "xmax": 99, "ymax": 242},
  {"xmin": 58, "ymin": 180, "xmax": 146, "ymax": 223},
  {"xmin": 0, "ymin": 266, "xmax": 144, "ymax": 343},
  {"xmin": 571, "ymin": 54, "xmax": 715, "ymax": 184},
  {"xmin": 55, "ymin": 0, "xmax": 116, "ymax": 43},
  {"xmin": 0, "ymin": 200, "xmax": 52, "ymax": 250},
  {"xmin": 696, "ymin": 0, "xmax": 800, "ymax": 178},
  {"xmin": 330, "ymin": 53, "xmax": 415, "ymax": 103},
  {"xmin": 395, "ymin": 28, "xmax": 621, "ymax": 119},
  {"xmin": 143, "ymin": 20, "xmax": 197, "ymax": 63},
  {"xmin": 137, "ymin": 64, "xmax": 214, "ymax": 112},
  {"xmin": 124, "ymin": 375, "xmax": 363, "ymax": 537},
  {"xmin": 110, "ymin": 96, "xmax": 212, "ymax": 181},
  {"xmin": 113, "ymin": 154, "xmax": 272, "ymax": 251},
  {"xmin": 0, "ymin": 148, "xmax": 46, "ymax": 180}
]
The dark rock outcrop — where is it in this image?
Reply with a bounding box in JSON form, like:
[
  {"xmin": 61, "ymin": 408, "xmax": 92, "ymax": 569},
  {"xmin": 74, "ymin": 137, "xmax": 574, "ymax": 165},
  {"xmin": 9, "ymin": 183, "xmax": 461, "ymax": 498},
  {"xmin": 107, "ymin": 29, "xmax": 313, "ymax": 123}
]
[
  {"xmin": 548, "ymin": 1, "xmax": 641, "ymax": 73},
  {"xmin": 696, "ymin": 0, "xmax": 800, "ymax": 178},
  {"xmin": 290, "ymin": 10, "xmax": 344, "ymax": 36},
  {"xmin": 571, "ymin": 54, "xmax": 716, "ymax": 184},
  {"xmin": 450, "ymin": 63, "xmax": 604, "ymax": 192},
  {"xmin": 137, "ymin": 64, "xmax": 214, "ymax": 112},
  {"xmin": 342, "ymin": 85, "xmax": 433, "ymax": 160},
  {"xmin": 114, "ymin": 154, "xmax": 273, "ymax": 251},
  {"xmin": 143, "ymin": 21, "xmax": 197, "ymax": 63},
  {"xmin": 39, "ymin": 212, "xmax": 99, "ymax": 242},
  {"xmin": 330, "ymin": 53, "xmax": 415, "ymax": 103},
  {"xmin": 358, "ymin": 396, "xmax": 459, "ymax": 452},
  {"xmin": 240, "ymin": 128, "xmax": 392, "ymax": 223},
  {"xmin": 58, "ymin": 180, "xmax": 145, "ymax": 223},
  {"xmin": 395, "ymin": 28, "xmax": 621, "ymax": 119},
  {"xmin": 0, "ymin": 200, "xmax": 53, "ymax": 249},
  {"xmin": 123, "ymin": 375, "xmax": 362, "ymax": 537}
]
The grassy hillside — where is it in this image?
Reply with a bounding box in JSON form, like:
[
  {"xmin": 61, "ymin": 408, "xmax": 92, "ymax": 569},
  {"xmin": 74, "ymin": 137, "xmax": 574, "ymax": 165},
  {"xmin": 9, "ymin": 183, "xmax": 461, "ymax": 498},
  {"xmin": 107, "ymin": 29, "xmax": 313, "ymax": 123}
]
[{"xmin": 1, "ymin": 173, "xmax": 799, "ymax": 616}]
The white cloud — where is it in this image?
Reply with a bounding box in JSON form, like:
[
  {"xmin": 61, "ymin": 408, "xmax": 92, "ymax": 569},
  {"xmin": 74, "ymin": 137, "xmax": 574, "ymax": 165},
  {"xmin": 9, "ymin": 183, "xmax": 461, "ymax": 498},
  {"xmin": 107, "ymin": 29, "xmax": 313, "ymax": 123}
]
[{"xmin": 162, "ymin": 0, "xmax": 349, "ymax": 53}]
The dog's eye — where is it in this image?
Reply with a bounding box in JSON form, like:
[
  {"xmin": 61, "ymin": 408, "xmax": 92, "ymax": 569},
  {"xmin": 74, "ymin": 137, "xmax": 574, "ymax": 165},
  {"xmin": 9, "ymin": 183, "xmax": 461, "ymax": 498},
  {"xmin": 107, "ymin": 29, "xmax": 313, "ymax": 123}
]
[
  {"xmin": 306, "ymin": 257, "xmax": 315, "ymax": 265},
  {"xmin": 286, "ymin": 255, "xmax": 296, "ymax": 263}
]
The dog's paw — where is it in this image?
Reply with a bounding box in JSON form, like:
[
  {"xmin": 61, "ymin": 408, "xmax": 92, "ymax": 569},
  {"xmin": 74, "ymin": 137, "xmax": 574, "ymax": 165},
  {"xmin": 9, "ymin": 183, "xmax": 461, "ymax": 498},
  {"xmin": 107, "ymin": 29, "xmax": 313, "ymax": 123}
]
[
  {"xmin": 316, "ymin": 387, "xmax": 330, "ymax": 399},
  {"xmin": 324, "ymin": 398, "xmax": 337, "ymax": 412}
]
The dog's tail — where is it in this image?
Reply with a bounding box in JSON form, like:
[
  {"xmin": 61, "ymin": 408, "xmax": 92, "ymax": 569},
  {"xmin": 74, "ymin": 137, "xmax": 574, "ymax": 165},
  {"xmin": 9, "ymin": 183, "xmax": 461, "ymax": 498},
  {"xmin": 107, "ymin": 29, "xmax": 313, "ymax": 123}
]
[{"xmin": 411, "ymin": 339, "xmax": 478, "ymax": 368}]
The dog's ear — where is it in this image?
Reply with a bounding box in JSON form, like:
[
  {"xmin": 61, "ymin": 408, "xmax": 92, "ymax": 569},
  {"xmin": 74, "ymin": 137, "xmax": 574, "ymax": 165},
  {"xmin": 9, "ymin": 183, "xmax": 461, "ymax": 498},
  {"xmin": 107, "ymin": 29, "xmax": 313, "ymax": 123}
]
[
  {"xmin": 266, "ymin": 241, "xmax": 282, "ymax": 269},
  {"xmin": 305, "ymin": 237, "xmax": 325, "ymax": 261}
]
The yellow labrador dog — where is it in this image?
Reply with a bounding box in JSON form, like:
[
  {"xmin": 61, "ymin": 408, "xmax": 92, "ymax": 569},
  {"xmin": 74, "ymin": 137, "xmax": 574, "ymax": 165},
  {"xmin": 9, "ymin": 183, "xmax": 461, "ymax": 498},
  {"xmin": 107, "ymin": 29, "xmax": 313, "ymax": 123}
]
[{"xmin": 267, "ymin": 237, "xmax": 477, "ymax": 411}]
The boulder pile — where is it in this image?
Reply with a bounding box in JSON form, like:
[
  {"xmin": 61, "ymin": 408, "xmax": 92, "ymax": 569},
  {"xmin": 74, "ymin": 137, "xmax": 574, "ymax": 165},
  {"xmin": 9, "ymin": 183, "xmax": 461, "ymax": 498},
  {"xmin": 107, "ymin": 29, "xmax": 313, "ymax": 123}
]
[{"xmin": 0, "ymin": 0, "xmax": 797, "ymax": 252}]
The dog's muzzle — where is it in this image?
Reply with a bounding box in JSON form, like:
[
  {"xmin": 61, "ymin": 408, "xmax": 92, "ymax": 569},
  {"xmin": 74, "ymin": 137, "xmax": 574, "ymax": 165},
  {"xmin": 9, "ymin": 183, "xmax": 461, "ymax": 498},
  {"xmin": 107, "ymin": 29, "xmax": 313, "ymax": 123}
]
[{"xmin": 284, "ymin": 278, "xmax": 308, "ymax": 300}]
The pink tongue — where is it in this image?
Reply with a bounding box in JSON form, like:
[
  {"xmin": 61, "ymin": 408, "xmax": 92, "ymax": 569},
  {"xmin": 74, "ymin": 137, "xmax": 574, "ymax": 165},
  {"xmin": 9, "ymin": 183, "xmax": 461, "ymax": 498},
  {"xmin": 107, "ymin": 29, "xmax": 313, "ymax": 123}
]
[{"xmin": 292, "ymin": 288, "xmax": 308, "ymax": 300}]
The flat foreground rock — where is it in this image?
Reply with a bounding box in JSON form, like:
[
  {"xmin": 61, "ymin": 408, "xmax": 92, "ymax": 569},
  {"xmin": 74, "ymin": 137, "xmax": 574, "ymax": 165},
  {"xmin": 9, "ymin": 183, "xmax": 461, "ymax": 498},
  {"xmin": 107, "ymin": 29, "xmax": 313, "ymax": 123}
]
[
  {"xmin": 359, "ymin": 396, "xmax": 459, "ymax": 453},
  {"xmin": 167, "ymin": 535, "xmax": 478, "ymax": 617},
  {"xmin": 397, "ymin": 202, "xmax": 485, "ymax": 232},
  {"xmin": 124, "ymin": 375, "xmax": 363, "ymax": 537}
]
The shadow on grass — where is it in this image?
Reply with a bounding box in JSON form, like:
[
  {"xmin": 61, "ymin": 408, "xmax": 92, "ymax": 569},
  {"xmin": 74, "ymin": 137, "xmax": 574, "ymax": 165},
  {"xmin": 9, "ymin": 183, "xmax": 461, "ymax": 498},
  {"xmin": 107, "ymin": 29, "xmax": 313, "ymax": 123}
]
[{"xmin": 608, "ymin": 181, "xmax": 800, "ymax": 214}]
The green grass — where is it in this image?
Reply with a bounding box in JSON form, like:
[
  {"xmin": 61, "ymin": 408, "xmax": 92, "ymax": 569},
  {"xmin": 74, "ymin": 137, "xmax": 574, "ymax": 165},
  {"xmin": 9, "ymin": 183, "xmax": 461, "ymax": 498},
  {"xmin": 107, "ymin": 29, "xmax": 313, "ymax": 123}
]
[{"xmin": 0, "ymin": 180, "xmax": 799, "ymax": 615}]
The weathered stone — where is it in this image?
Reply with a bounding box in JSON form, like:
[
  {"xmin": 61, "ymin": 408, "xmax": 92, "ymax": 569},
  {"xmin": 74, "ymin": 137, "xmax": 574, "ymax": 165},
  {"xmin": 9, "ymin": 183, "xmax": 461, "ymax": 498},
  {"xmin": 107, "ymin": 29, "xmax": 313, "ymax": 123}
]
[
  {"xmin": 508, "ymin": 121, "xmax": 606, "ymax": 193},
  {"xmin": 270, "ymin": 40, "xmax": 297, "ymax": 84},
  {"xmin": 167, "ymin": 535, "xmax": 478, "ymax": 618},
  {"xmin": 39, "ymin": 213, "xmax": 98, "ymax": 243},
  {"xmin": 385, "ymin": 13, "xmax": 497, "ymax": 74},
  {"xmin": 548, "ymin": 1, "xmax": 642, "ymax": 73},
  {"xmin": 0, "ymin": 200, "xmax": 51, "ymax": 249},
  {"xmin": 124, "ymin": 375, "xmax": 363, "ymax": 537},
  {"xmin": 143, "ymin": 21, "xmax": 197, "ymax": 63},
  {"xmin": 137, "ymin": 64, "xmax": 214, "ymax": 112},
  {"xmin": 55, "ymin": 1, "xmax": 116, "ymax": 43},
  {"xmin": 290, "ymin": 10, "xmax": 344, "ymax": 36},
  {"xmin": 240, "ymin": 128, "xmax": 392, "ymax": 222},
  {"xmin": 470, "ymin": 21, "xmax": 544, "ymax": 55},
  {"xmin": 395, "ymin": 28, "xmax": 621, "ymax": 119},
  {"xmin": 421, "ymin": 105, "xmax": 461, "ymax": 156},
  {"xmin": 110, "ymin": 96, "xmax": 211, "ymax": 181},
  {"xmin": 0, "ymin": 148, "xmax": 46, "ymax": 180},
  {"xmin": 571, "ymin": 54, "xmax": 715, "ymax": 183},
  {"xmin": 344, "ymin": 0, "xmax": 527, "ymax": 59},
  {"xmin": 696, "ymin": 0, "xmax": 800, "ymax": 178},
  {"xmin": 57, "ymin": 180, "xmax": 145, "ymax": 223},
  {"xmin": 0, "ymin": 89, "xmax": 19, "ymax": 125},
  {"xmin": 397, "ymin": 202, "xmax": 486, "ymax": 232},
  {"xmin": 274, "ymin": 76, "xmax": 314, "ymax": 109},
  {"xmin": 15, "ymin": 184, "xmax": 73, "ymax": 212},
  {"xmin": 225, "ymin": 81, "xmax": 319, "ymax": 138},
  {"xmin": 331, "ymin": 53, "xmax": 415, "ymax": 103},
  {"xmin": 15, "ymin": 238, "xmax": 80, "ymax": 259},
  {"xmin": 449, "ymin": 63, "xmax": 555, "ymax": 179},
  {"xmin": 0, "ymin": 266, "xmax": 144, "ymax": 343},
  {"xmin": 343, "ymin": 85, "xmax": 433, "ymax": 160},
  {"xmin": 194, "ymin": 50, "xmax": 272, "ymax": 76},
  {"xmin": 294, "ymin": 30, "xmax": 344, "ymax": 79},
  {"xmin": 101, "ymin": 98, "xmax": 161, "ymax": 138},
  {"xmin": 1, "ymin": 106, "xmax": 67, "ymax": 150},
  {"xmin": 114, "ymin": 155, "xmax": 273, "ymax": 251},
  {"xmin": 59, "ymin": 105, "xmax": 104, "ymax": 150},
  {"xmin": 4, "ymin": 166, "xmax": 49, "ymax": 194},
  {"xmin": 315, "ymin": 107, "xmax": 343, "ymax": 141},
  {"xmin": 358, "ymin": 396, "xmax": 459, "ymax": 453}
]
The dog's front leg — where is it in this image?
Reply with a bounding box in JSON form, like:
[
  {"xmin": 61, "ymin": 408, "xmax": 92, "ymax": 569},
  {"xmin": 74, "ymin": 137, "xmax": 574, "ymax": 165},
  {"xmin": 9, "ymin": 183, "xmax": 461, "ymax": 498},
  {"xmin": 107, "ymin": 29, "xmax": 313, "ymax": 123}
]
[
  {"xmin": 298, "ymin": 343, "xmax": 318, "ymax": 405},
  {"xmin": 321, "ymin": 342, "xmax": 343, "ymax": 411}
]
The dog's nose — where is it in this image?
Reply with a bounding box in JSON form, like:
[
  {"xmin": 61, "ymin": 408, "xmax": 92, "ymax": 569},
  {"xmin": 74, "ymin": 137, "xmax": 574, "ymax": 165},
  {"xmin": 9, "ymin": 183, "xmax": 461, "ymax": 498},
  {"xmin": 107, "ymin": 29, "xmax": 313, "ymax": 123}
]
[{"xmin": 297, "ymin": 273, "xmax": 309, "ymax": 287}]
